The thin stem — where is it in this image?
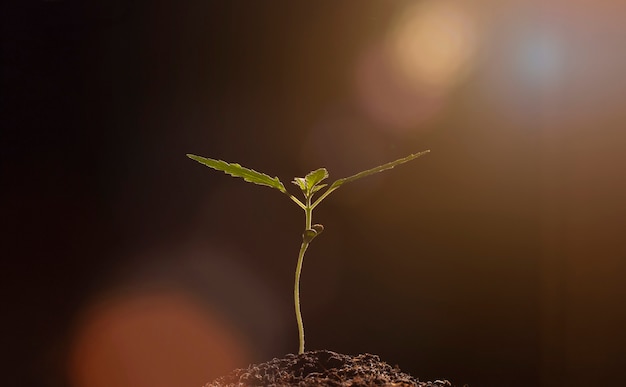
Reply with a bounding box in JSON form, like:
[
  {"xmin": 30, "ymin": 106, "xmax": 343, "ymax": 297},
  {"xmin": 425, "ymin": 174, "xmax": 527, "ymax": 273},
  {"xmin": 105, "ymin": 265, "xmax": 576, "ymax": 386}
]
[
  {"xmin": 294, "ymin": 194, "xmax": 314, "ymax": 354},
  {"xmin": 311, "ymin": 186, "xmax": 339, "ymax": 209},
  {"xmin": 294, "ymin": 239, "xmax": 309, "ymax": 355},
  {"xmin": 289, "ymin": 194, "xmax": 306, "ymax": 210},
  {"xmin": 305, "ymin": 196, "xmax": 313, "ymax": 229}
]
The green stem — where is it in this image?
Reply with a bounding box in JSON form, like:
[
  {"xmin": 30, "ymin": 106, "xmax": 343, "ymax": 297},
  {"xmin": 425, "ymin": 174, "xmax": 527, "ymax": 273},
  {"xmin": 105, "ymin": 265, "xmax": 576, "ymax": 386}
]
[
  {"xmin": 294, "ymin": 194, "xmax": 314, "ymax": 354},
  {"xmin": 294, "ymin": 239, "xmax": 309, "ymax": 354},
  {"xmin": 311, "ymin": 186, "xmax": 339, "ymax": 209},
  {"xmin": 305, "ymin": 196, "xmax": 313, "ymax": 229},
  {"xmin": 289, "ymin": 194, "xmax": 306, "ymax": 210}
]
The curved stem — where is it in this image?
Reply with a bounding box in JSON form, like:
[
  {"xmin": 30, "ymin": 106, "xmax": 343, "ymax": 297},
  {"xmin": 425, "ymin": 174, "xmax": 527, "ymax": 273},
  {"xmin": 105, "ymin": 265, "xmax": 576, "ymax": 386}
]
[
  {"xmin": 294, "ymin": 194, "xmax": 314, "ymax": 354},
  {"xmin": 294, "ymin": 240, "xmax": 309, "ymax": 354}
]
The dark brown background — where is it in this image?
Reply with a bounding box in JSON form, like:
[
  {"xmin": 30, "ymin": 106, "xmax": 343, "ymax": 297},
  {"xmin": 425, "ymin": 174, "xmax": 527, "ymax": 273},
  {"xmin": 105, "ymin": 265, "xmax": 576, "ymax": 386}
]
[{"xmin": 3, "ymin": 1, "xmax": 625, "ymax": 386}]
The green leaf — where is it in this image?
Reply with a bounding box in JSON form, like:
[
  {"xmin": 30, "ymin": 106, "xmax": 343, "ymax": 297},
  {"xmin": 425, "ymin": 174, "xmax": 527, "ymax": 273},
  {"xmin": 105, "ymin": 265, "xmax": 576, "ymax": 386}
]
[
  {"xmin": 328, "ymin": 150, "xmax": 430, "ymax": 190},
  {"xmin": 292, "ymin": 168, "xmax": 329, "ymax": 196},
  {"xmin": 303, "ymin": 224, "xmax": 324, "ymax": 243},
  {"xmin": 311, "ymin": 150, "xmax": 430, "ymax": 208},
  {"xmin": 310, "ymin": 183, "xmax": 327, "ymax": 194},
  {"xmin": 311, "ymin": 224, "xmax": 324, "ymax": 235},
  {"xmin": 187, "ymin": 154, "xmax": 287, "ymax": 193},
  {"xmin": 302, "ymin": 228, "xmax": 318, "ymax": 243},
  {"xmin": 305, "ymin": 168, "xmax": 329, "ymax": 190},
  {"xmin": 292, "ymin": 177, "xmax": 307, "ymax": 191}
]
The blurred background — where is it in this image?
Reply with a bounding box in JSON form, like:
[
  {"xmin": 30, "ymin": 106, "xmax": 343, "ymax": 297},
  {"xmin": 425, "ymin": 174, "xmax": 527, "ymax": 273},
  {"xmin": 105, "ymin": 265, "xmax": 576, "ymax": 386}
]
[{"xmin": 3, "ymin": 1, "xmax": 626, "ymax": 386}]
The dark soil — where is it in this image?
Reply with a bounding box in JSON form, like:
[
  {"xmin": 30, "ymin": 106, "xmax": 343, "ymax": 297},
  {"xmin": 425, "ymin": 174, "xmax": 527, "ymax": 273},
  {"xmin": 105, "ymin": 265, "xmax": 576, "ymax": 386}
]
[{"xmin": 205, "ymin": 350, "xmax": 455, "ymax": 387}]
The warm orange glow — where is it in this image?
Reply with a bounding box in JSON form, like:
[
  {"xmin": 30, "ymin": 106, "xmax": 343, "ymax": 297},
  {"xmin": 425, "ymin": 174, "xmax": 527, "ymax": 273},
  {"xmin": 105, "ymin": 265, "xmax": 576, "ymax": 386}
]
[
  {"xmin": 68, "ymin": 290, "xmax": 250, "ymax": 387},
  {"xmin": 354, "ymin": 43, "xmax": 444, "ymax": 133},
  {"xmin": 388, "ymin": 1, "xmax": 477, "ymax": 91},
  {"xmin": 353, "ymin": 1, "xmax": 478, "ymax": 134}
]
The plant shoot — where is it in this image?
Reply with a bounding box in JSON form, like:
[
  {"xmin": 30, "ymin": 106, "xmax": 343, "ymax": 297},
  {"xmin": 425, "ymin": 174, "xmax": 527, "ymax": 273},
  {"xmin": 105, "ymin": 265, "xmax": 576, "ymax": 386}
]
[{"xmin": 187, "ymin": 150, "xmax": 430, "ymax": 354}]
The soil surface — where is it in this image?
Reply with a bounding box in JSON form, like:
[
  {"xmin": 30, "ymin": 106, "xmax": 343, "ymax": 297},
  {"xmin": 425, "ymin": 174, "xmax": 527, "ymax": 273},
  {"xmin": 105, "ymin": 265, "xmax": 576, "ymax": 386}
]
[{"xmin": 205, "ymin": 350, "xmax": 455, "ymax": 387}]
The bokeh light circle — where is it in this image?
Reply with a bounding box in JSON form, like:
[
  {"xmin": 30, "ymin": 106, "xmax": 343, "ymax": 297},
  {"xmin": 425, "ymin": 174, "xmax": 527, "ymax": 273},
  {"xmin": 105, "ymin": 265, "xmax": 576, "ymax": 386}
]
[
  {"xmin": 387, "ymin": 0, "xmax": 478, "ymax": 91},
  {"xmin": 68, "ymin": 290, "xmax": 250, "ymax": 387}
]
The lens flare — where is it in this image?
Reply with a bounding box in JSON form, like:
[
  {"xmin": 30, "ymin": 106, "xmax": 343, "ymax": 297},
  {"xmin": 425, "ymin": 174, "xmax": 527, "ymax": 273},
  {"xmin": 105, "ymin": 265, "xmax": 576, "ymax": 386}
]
[
  {"xmin": 354, "ymin": 0, "xmax": 478, "ymax": 133},
  {"xmin": 355, "ymin": 44, "xmax": 444, "ymax": 132},
  {"xmin": 68, "ymin": 290, "xmax": 250, "ymax": 387},
  {"xmin": 388, "ymin": 0, "xmax": 478, "ymax": 91}
]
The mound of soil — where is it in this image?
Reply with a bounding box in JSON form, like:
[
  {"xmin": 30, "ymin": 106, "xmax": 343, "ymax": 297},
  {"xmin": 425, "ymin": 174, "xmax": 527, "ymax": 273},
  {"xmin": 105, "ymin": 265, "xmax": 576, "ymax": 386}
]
[{"xmin": 205, "ymin": 350, "xmax": 454, "ymax": 387}]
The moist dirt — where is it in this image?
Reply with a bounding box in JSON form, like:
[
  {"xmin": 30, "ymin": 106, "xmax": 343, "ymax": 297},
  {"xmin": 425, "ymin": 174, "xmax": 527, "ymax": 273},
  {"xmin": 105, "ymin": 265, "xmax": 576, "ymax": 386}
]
[{"xmin": 205, "ymin": 350, "xmax": 457, "ymax": 387}]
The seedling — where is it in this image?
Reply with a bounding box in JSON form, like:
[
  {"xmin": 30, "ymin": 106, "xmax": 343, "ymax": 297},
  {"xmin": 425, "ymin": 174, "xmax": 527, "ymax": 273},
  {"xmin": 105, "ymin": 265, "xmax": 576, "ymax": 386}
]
[{"xmin": 187, "ymin": 150, "xmax": 430, "ymax": 354}]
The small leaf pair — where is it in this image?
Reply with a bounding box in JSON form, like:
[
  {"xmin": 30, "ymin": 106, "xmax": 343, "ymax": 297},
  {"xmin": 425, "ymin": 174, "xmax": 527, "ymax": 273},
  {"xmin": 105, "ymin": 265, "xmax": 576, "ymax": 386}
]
[{"xmin": 292, "ymin": 168, "xmax": 328, "ymax": 198}]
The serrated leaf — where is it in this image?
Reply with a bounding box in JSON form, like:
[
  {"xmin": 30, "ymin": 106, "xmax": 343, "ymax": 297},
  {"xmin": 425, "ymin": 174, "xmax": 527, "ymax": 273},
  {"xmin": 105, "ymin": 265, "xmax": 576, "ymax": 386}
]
[
  {"xmin": 292, "ymin": 177, "xmax": 307, "ymax": 191},
  {"xmin": 293, "ymin": 168, "xmax": 329, "ymax": 197},
  {"xmin": 305, "ymin": 168, "xmax": 329, "ymax": 190},
  {"xmin": 328, "ymin": 150, "xmax": 430, "ymax": 190},
  {"xmin": 310, "ymin": 183, "xmax": 327, "ymax": 194},
  {"xmin": 187, "ymin": 154, "xmax": 287, "ymax": 193},
  {"xmin": 311, "ymin": 150, "xmax": 430, "ymax": 208}
]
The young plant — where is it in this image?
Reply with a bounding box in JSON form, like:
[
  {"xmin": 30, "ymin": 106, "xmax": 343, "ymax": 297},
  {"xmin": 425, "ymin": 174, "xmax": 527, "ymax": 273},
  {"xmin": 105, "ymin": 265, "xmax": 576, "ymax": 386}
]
[{"xmin": 187, "ymin": 150, "xmax": 430, "ymax": 354}]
